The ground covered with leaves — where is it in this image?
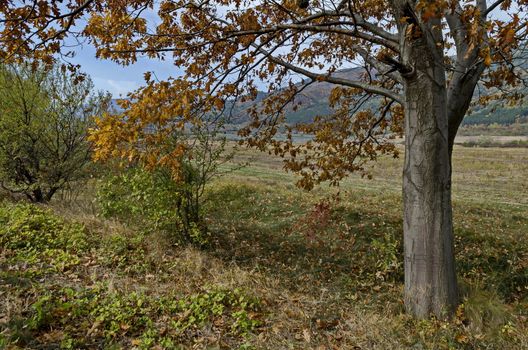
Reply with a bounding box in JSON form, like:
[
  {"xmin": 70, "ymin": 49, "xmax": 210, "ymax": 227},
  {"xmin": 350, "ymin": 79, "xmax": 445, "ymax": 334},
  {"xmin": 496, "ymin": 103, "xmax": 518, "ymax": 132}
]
[
  {"xmin": 1, "ymin": 147, "xmax": 528, "ymax": 349},
  {"xmin": 0, "ymin": 203, "xmax": 261, "ymax": 349}
]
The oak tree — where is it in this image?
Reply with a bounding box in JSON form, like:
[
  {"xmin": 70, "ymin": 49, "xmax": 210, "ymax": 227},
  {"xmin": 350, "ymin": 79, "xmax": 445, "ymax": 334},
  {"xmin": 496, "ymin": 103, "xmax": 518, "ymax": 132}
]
[{"xmin": 1, "ymin": 0, "xmax": 526, "ymax": 317}]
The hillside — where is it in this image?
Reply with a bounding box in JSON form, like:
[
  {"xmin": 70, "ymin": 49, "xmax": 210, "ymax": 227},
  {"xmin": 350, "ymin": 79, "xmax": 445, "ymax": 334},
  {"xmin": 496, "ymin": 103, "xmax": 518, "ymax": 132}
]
[
  {"xmin": 109, "ymin": 67, "xmax": 528, "ymax": 127},
  {"xmin": 228, "ymin": 67, "xmax": 528, "ymax": 126}
]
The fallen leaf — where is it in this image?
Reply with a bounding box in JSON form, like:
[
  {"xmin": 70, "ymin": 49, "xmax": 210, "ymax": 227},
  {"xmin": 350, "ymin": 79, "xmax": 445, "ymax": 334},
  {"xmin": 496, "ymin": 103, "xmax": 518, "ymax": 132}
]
[
  {"xmin": 303, "ymin": 328, "xmax": 311, "ymax": 342},
  {"xmin": 456, "ymin": 334, "xmax": 469, "ymax": 344}
]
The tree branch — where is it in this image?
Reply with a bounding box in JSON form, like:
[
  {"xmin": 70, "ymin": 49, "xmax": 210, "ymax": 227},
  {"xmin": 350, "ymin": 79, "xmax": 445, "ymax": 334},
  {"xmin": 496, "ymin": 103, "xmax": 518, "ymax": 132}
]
[
  {"xmin": 253, "ymin": 45, "xmax": 403, "ymax": 104},
  {"xmin": 484, "ymin": 0, "xmax": 506, "ymax": 17},
  {"xmin": 353, "ymin": 45, "xmax": 403, "ymax": 83}
]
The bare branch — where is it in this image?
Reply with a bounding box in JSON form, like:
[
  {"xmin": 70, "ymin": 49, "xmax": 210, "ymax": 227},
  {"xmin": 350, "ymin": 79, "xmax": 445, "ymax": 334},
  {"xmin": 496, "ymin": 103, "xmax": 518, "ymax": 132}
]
[
  {"xmin": 253, "ymin": 45, "xmax": 404, "ymax": 104},
  {"xmin": 353, "ymin": 45, "xmax": 403, "ymax": 83},
  {"xmin": 484, "ymin": 0, "xmax": 506, "ymax": 17}
]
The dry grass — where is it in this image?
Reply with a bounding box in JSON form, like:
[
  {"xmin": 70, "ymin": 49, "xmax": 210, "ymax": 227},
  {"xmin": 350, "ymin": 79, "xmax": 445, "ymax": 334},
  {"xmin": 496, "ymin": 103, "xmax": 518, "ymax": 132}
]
[
  {"xmin": 227, "ymin": 144, "xmax": 528, "ymax": 206},
  {"xmin": 1, "ymin": 145, "xmax": 527, "ymax": 349}
]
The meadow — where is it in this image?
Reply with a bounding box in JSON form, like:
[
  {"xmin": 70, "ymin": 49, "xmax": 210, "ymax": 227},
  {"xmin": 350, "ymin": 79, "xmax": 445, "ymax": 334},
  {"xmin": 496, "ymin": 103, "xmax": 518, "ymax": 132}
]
[{"xmin": 1, "ymin": 145, "xmax": 527, "ymax": 349}]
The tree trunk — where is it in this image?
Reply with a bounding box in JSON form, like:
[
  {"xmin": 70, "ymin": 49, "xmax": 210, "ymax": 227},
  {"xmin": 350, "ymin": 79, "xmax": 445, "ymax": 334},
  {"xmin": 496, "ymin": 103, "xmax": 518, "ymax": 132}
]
[
  {"xmin": 401, "ymin": 40, "xmax": 458, "ymax": 318},
  {"xmin": 32, "ymin": 188, "xmax": 45, "ymax": 203}
]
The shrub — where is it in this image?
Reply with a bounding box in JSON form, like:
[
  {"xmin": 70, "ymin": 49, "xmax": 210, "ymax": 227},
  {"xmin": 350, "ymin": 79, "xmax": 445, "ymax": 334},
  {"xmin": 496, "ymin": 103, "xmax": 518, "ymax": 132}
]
[
  {"xmin": 0, "ymin": 63, "xmax": 109, "ymax": 202},
  {"xmin": 460, "ymin": 139, "xmax": 528, "ymax": 148},
  {"xmin": 97, "ymin": 166, "xmax": 208, "ymax": 245}
]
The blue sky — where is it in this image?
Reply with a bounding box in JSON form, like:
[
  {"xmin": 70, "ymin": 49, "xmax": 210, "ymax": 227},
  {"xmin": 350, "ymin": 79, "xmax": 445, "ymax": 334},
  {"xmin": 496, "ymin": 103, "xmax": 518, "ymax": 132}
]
[
  {"xmin": 62, "ymin": 2, "xmax": 514, "ymax": 98},
  {"xmin": 68, "ymin": 42, "xmax": 182, "ymax": 97}
]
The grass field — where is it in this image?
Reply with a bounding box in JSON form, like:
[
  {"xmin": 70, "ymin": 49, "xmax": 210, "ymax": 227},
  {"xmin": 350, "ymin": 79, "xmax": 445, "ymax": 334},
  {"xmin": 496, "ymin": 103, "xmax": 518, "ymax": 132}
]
[
  {"xmin": 230, "ymin": 145, "xmax": 528, "ymax": 206},
  {"xmin": 1, "ymin": 146, "xmax": 527, "ymax": 349},
  {"xmin": 457, "ymin": 122, "xmax": 528, "ymax": 137}
]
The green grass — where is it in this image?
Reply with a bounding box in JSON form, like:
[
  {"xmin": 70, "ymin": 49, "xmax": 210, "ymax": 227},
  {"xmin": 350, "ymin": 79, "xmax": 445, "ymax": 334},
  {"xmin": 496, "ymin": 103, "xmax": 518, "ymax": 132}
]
[
  {"xmin": 460, "ymin": 138, "xmax": 528, "ymax": 148},
  {"xmin": 0, "ymin": 203, "xmax": 263, "ymax": 349},
  {"xmin": 227, "ymin": 144, "xmax": 528, "ymax": 206},
  {"xmin": 1, "ymin": 146, "xmax": 527, "ymax": 349}
]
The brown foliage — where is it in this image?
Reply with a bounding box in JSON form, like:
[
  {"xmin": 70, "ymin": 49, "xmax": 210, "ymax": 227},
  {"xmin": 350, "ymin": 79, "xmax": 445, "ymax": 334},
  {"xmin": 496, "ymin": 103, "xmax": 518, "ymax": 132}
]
[{"xmin": 0, "ymin": 0, "xmax": 526, "ymax": 186}]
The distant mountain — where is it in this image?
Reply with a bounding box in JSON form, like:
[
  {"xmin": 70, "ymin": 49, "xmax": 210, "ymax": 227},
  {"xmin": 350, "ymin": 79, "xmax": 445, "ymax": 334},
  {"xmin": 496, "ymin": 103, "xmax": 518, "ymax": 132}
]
[
  {"xmin": 227, "ymin": 67, "xmax": 366, "ymax": 124},
  {"xmin": 228, "ymin": 67, "xmax": 527, "ymax": 126},
  {"xmin": 463, "ymin": 104, "xmax": 528, "ymax": 125},
  {"xmin": 109, "ymin": 66, "xmax": 528, "ymax": 126}
]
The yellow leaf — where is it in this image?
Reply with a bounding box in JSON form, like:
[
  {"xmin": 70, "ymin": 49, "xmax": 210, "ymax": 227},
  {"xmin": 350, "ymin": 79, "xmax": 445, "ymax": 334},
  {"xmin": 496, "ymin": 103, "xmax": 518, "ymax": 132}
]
[
  {"xmin": 484, "ymin": 54, "xmax": 492, "ymax": 66},
  {"xmin": 214, "ymin": 98, "xmax": 224, "ymax": 110}
]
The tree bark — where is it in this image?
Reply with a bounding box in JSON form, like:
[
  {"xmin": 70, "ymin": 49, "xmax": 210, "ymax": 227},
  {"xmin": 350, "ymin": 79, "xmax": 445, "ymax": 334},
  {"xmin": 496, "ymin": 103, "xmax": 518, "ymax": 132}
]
[
  {"xmin": 401, "ymin": 31, "xmax": 458, "ymax": 318},
  {"xmin": 446, "ymin": 63, "xmax": 486, "ymax": 156}
]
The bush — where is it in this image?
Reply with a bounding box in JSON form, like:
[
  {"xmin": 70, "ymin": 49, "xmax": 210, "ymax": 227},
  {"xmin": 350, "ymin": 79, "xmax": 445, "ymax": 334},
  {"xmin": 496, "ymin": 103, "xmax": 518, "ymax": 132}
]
[
  {"xmin": 460, "ymin": 138, "xmax": 528, "ymax": 148},
  {"xmin": 0, "ymin": 63, "xmax": 109, "ymax": 202},
  {"xmin": 97, "ymin": 166, "xmax": 208, "ymax": 245}
]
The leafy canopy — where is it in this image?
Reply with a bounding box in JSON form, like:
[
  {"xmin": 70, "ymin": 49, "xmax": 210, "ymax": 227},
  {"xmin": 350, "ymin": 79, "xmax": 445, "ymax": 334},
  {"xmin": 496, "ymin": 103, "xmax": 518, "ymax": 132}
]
[{"xmin": 1, "ymin": 0, "xmax": 526, "ymax": 187}]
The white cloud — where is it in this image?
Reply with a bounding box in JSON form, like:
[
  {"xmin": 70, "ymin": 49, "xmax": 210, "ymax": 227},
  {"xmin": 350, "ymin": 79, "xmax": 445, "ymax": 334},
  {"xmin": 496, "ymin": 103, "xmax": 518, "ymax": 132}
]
[{"xmin": 93, "ymin": 77, "xmax": 140, "ymax": 97}]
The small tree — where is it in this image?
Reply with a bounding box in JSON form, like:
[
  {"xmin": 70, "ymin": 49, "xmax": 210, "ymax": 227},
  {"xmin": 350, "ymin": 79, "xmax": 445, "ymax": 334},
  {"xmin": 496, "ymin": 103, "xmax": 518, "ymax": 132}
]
[
  {"xmin": 91, "ymin": 97, "xmax": 233, "ymax": 245},
  {"xmin": 0, "ymin": 64, "xmax": 109, "ymax": 202}
]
